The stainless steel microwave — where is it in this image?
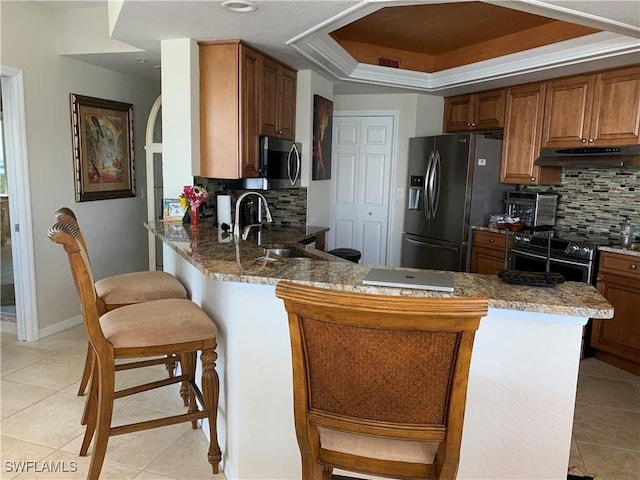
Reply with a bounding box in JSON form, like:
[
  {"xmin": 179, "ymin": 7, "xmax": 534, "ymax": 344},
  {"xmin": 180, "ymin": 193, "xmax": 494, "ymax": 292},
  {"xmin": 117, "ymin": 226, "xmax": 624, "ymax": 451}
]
[{"xmin": 258, "ymin": 136, "xmax": 302, "ymax": 189}]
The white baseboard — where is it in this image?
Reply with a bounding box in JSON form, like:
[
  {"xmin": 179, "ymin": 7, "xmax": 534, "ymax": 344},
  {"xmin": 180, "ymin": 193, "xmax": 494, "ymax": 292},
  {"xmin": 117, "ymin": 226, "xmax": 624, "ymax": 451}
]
[{"xmin": 38, "ymin": 314, "xmax": 83, "ymax": 338}]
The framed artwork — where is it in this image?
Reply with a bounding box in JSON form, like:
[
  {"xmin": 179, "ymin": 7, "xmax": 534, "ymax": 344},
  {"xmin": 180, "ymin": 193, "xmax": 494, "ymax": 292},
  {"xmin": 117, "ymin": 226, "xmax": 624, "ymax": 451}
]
[
  {"xmin": 312, "ymin": 94, "xmax": 333, "ymax": 180},
  {"xmin": 163, "ymin": 198, "xmax": 186, "ymax": 221},
  {"xmin": 70, "ymin": 94, "xmax": 135, "ymax": 202}
]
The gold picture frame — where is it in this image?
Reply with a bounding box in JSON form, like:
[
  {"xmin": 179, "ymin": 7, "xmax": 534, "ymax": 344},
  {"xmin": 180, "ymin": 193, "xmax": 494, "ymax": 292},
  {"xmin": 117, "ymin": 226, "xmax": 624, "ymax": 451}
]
[
  {"xmin": 70, "ymin": 94, "xmax": 135, "ymax": 202},
  {"xmin": 163, "ymin": 198, "xmax": 186, "ymax": 221}
]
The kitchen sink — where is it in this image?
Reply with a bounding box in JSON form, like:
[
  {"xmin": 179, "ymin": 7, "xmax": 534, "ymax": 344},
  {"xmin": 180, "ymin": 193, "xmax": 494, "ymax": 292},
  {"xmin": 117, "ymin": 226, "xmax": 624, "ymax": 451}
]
[{"xmin": 263, "ymin": 247, "xmax": 310, "ymax": 259}]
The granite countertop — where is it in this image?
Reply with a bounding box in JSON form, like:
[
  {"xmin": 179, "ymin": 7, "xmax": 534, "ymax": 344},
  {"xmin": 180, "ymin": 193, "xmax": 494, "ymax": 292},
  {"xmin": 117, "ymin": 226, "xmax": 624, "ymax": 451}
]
[
  {"xmin": 599, "ymin": 245, "xmax": 640, "ymax": 257},
  {"xmin": 472, "ymin": 225, "xmax": 511, "ymax": 235},
  {"xmin": 146, "ymin": 221, "xmax": 613, "ymax": 319}
]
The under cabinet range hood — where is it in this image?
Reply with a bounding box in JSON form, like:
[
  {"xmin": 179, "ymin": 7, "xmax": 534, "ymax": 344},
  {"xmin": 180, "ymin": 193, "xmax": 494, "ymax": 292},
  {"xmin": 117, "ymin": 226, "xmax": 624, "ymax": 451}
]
[{"xmin": 535, "ymin": 145, "xmax": 640, "ymax": 167}]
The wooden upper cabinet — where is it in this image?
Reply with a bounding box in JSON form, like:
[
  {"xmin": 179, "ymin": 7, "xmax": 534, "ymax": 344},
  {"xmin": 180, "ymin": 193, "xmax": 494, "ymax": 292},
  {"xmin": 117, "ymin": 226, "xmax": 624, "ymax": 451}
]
[
  {"xmin": 239, "ymin": 46, "xmax": 261, "ymax": 178},
  {"xmin": 260, "ymin": 56, "xmax": 297, "ymax": 140},
  {"xmin": 501, "ymin": 82, "xmax": 561, "ymax": 185},
  {"xmin": 280, "ymin": 67, "xmax": 297, "ymax": 139},
  {"xmin": 542, "ymin": 65, "xmax": 640, "ymax": 148},
  {"xmin": 443, "ymin": 94, "xmax": 473, "ymax": 131},
  {"xmin": 591, "ymin": 66, "xmax": 640, "ymax": 146},
  {"xmin": 200, "ymin": 42, "xmax": 260, "ymax": 179},
  {"xmin": 260, "ymin": 56, "xmax": 279, "ymax": 138},
  {"xmin": 199, "ymin": 41, "xmax": 297, "ymax": 179},
  {"xmin": 443, "ymin": 89, "xmax": 505, "ymax": 132}
]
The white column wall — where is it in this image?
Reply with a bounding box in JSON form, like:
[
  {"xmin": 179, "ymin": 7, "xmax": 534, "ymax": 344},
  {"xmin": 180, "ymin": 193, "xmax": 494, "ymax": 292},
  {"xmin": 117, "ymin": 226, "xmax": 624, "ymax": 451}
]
[{"xmin": 161, "ymin": 38, "xmax": 200, "ymax": 198}]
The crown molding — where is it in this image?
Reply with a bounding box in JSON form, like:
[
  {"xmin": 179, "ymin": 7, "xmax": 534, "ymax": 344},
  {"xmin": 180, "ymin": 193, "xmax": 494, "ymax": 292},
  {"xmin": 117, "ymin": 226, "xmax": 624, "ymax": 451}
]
[
  {"xmin": 287, "ymin": 1, "xmax": 640, "ymax": 94},
  {"xmin": 290, "ymin": 28, "xmax": 640, "ymax": 94}
]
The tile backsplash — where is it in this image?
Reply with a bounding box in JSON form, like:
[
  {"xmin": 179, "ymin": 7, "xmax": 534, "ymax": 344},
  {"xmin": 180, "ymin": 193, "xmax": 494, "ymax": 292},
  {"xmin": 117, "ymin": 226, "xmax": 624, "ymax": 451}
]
[
  {"xmin": 195, "ymin": 178, "xmax": 307, "ymax": 226},
  {"xmin": 522, "ymin": 167, "xmax": 640, "ymax": 239}
]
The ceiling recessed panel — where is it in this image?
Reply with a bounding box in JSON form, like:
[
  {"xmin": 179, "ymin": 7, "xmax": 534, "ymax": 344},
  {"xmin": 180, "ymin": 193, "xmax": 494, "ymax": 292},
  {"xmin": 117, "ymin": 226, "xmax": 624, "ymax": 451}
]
[{"xmin": 329, "ymin": 1, "xmax": 601, "ymax": 73}]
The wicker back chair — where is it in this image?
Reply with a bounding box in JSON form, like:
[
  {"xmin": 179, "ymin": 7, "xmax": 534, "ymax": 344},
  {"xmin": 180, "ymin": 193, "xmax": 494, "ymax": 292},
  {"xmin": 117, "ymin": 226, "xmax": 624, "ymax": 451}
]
[{"xmin": 275, "ymin": 281, "xmax": 488, "ymax": 480}]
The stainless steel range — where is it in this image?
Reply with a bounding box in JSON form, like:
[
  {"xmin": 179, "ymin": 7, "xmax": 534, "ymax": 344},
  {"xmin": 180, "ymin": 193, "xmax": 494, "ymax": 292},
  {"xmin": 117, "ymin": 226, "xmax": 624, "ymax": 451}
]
[{"xmin": 510, "ymin": 231, "xmax": 616, "ymax": 284}]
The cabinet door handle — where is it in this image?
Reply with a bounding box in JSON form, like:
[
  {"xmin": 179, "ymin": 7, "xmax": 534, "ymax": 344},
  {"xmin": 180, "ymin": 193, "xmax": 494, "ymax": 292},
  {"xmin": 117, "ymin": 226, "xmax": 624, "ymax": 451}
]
[
  {"xmin": 581, "ymin": 138, "xmax": 587, "ymax": 143},
  {"xmin": 530, "ymin": 177, "xmax": 536, "ymax": 181},
  {"xmin": 630, "ymin": 264, "xmax": 637, "ymax": 271},
  {"xmin": 489, "ymin": 238, "xmax": 495, "ymax": 243},
  {"xmin": 588, "ymin": 138, "xmax": 594, "ymax": 143}
]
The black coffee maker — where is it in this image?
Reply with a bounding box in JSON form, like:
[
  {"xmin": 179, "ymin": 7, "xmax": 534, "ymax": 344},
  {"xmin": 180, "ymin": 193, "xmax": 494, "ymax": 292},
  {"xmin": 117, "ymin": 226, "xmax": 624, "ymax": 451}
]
[{"xmin": 239, "ymin": 196, "xmax": 262, "ymax": 231}]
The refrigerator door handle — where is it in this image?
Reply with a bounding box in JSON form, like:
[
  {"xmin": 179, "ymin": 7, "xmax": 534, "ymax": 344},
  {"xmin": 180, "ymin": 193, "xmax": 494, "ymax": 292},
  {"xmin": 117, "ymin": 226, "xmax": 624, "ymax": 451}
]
[
  {"xmin": 430, "ymin": 149, "xmax": 441, "ymax": 218},
  {"xmin": 405, "ymin": 236, "xmax": 461, "ymax": 252},
  {"xmin": 424, "ymin": 150, "xmax": 434, "ymax": 221}
]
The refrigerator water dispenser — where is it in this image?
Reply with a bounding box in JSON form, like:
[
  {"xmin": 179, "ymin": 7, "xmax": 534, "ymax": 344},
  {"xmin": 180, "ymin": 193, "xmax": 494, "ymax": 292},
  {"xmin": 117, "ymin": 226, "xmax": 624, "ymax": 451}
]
[{"xmin": 408, "ymin": 175, "xmax": 424, "ymax": 210}]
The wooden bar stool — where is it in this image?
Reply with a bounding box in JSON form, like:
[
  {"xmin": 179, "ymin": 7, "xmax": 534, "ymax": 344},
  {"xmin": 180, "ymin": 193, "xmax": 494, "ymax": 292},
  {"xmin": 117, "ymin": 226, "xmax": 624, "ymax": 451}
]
[
  {"xmin": 276, "ymin": 281, "xmax": 488, "ymax": 480},
  {"xmin": 49, "ymin": 220, "xmax": 221, "ymax": 479},
  {"xmin": 54, "ymin": 207, "xmax": 188, "ymax": 398}
]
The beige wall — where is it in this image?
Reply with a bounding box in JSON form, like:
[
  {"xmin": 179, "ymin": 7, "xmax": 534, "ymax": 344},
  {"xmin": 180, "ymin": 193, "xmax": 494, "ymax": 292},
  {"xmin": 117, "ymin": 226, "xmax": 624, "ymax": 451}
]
[
  {"xmin": 333, "ymin": 93, "xmax": 444, "ymax": 265},
  {"xmin": 2, "ymin": 1, "xmax": 160, "ymax": 331},
  {"xmin": 296, "ymin": 71, "xmax": 335, "ymax": 228}
]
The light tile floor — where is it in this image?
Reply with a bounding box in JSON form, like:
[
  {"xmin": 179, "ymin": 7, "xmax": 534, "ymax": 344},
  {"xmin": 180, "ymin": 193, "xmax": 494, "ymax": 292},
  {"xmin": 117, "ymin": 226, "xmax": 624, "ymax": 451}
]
[
  {"xmin": 568, "ymin": 357, "xmax": 640, "ymax": 479},
  {"xmin": 2, "ymin": 326, "xmax": 639, "ymax": 479},
  {"xmin": 0, "ymin": 325, "xmax": 226, "ymax": 480}
]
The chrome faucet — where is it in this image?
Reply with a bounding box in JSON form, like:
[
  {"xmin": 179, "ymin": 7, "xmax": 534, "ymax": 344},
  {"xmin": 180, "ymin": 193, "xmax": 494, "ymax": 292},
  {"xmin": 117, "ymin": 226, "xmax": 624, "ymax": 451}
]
[{"xmin": 233, "ymin": 191, "xmax": 273, "ymax": 240}]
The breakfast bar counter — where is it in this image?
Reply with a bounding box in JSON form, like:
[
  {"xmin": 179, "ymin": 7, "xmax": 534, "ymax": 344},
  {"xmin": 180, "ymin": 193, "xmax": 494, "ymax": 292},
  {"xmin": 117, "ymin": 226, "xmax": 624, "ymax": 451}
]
[{"xmin": 146, "ymin": 221, "xmax": 613, "ymax": 480}]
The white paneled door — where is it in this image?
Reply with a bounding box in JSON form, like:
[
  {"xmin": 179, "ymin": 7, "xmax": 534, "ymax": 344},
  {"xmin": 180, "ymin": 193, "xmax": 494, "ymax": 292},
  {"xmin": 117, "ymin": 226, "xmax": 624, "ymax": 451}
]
[{"xmin": 330, "ymin": 115, "xmax": 394, "ymax": 266}]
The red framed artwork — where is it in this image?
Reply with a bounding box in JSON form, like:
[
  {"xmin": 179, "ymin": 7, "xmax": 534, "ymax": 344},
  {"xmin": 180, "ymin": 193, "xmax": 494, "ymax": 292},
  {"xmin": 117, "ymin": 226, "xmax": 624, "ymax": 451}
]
[{"xmin": 312, "ymin": 94, "xmax": 333, "ymax": 180}]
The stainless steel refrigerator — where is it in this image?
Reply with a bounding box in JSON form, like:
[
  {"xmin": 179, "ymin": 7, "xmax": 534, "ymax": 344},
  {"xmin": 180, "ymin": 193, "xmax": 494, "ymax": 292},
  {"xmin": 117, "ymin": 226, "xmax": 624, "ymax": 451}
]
[{"xmin": 401, "ymin": 133, "xmax": 511, "ymax": 272}]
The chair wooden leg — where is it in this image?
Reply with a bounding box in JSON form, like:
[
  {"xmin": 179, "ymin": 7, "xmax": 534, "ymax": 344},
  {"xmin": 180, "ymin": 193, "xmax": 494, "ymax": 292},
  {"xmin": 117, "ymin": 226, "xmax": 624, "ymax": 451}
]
[
  {"xmin": 201, "ymin": 347, "xmax": 222, "ymax": 475},
  {"xmin": 77, "ymin": 343, "xmax": 94, "ymax": 396},
  {"xmin": 165, "ymin": 354, "xmax": 177, "ymax": 377},
  {"xmin": 179, "ymin": 372, "xmax": 190, "ymax": 407},
  {"xmin": 87, "ymin": 358, "xmax": 115, "ymax": 480},
  {"xmin": 180, "ymin": 351, "xmax": 198, "ymax": 429},
  {"xmin": 321, "ymin": 465, "xmax": 332, "ymax": 480},
  {"xmin": 301, "ymin": 457, "xmax": 327, "ymax": 480},
  {"xmin": 80, "ymin": 362, "xmax": 99, "ymax": 456}
]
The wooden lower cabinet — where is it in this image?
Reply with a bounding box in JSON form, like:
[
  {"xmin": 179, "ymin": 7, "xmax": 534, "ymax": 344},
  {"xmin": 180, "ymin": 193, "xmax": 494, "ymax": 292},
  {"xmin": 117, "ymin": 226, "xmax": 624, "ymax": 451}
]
[
  {"xmin": 590, "ymin": 251, "xmax": 640, "ymax": 375},
  {"xmin": 470, "ymin": 230, "xmax": 510, "ymax": 275}
]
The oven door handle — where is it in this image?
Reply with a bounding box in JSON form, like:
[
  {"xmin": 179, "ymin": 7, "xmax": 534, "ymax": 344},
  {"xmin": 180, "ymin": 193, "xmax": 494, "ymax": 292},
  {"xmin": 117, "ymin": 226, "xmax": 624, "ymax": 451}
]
[{"xmin": 512, "ymin": 249, "xmax": 586, "ymax": 266}]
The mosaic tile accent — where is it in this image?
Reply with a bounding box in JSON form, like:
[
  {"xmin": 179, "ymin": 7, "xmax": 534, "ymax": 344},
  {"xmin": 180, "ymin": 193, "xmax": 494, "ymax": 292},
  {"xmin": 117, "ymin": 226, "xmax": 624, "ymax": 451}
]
[
  {"xmin": 195, "ymin": 178, "xmax": 307, "ymax": 226},
  {"xmin": 522, "ymin": 168, "xmax": 640, "ymax": 241}
]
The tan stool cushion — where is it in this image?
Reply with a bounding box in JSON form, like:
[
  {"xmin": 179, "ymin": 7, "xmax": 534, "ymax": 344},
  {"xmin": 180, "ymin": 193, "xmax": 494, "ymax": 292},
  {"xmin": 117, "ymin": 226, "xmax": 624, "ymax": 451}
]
[
  {"xmin": 95, "ymin": 271, "xmax": 187, "ymax": 306},
  {"xmin": 318, "ymin": 426, "xmax": 439, "ymax": 464},
  {"xmin": 100, "ymin": 299, "xmax": 217, "ymax": 349}
]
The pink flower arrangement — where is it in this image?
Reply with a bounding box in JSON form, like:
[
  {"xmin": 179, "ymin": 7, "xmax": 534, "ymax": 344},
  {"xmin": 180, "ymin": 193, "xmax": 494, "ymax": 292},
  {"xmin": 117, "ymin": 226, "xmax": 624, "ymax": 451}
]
[{"xmin": 179, "ymin": 185, "xmax": 208, "ymax": 210}]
